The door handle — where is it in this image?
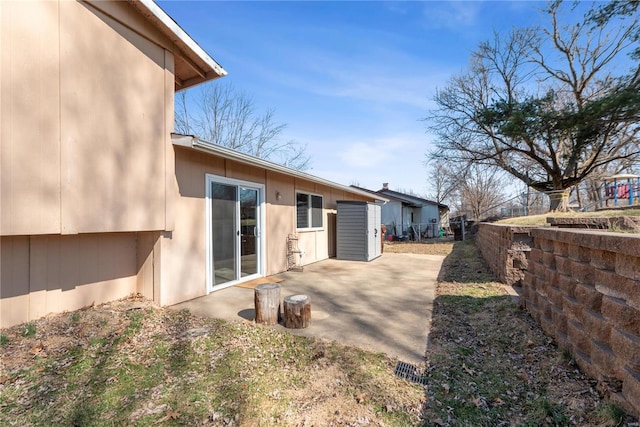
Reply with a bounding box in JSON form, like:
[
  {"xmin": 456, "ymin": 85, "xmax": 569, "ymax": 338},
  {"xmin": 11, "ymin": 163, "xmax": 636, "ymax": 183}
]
[{"xmin": 236, "ymin": 230, "xmax": 240, "ymax": 236}]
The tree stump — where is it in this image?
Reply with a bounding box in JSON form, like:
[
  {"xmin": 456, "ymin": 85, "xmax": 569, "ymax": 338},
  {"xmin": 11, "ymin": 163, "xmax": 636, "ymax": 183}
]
[
  {"xmin": 283, "ymin": 294, "xmax": 311, "ymax": 329},
  {"xmin": 254, "ymin": 283, "xmax": 281, "ymax": 325}
]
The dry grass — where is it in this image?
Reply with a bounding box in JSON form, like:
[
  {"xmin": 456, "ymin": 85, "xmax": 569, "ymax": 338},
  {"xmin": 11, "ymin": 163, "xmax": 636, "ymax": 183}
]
[
  {"xmin": 383, "ymin": 239, "xmax": 454, "ymax": 256},
  {"xmin": 496, "ymin": 208, "xmax": 640, "ymax": 226},
  {"xmin": 422, "ymin": 239, "xmax": 637, "ymax": 426},
  {"xmin": 1, "ymin": 239, "xmax": 637, "ymax": 425},
  {"xmin": 0, "ymin": 296, "xmax": 423, "ymax": 426}
]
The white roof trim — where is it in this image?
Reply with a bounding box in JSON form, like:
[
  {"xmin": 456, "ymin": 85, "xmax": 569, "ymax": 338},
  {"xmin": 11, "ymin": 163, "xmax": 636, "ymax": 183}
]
[
  {"xmin": 171, "ymin": 134, "xmax": 388, "ymax": 203},
  {"xmin": 136, "ymin": 0, "xmax": 227, "ymax": 78}
]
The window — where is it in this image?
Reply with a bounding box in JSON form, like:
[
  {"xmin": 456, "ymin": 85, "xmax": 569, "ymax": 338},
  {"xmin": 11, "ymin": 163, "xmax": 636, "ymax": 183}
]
[{"xmin": 296, "ymin": 192, "xmax": 323, "ymax": 229}]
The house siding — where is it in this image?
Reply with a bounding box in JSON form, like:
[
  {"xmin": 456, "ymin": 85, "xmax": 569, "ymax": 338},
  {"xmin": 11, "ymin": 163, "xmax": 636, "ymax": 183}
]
[
  {"xmin": 158, "ymin": 147, "xmax": 371, "ymax": 306},
  {"xmin": 1, "ymin": 0, "xmax": 175, "ymax": 236},
  {"xmin": 419, "ymin": 204, "xmax": 440, "ymax": 237},
  {"xmin": 0, "ymin": 233, "xmax": 139, "ymax": 328},
  {"xmin": 381, "ymin": 201, "xmax": 403, "ymax": 235},
  {"xmin": 0, "ymin": 0, "xmax": 178, "ymax": 328},
  {"xmin": 419, "ymin": 204, "xmax": 440, "ymax": 225},
  {"xmin": 1, "ymin": 1, "xmax": 62, "ymax": 235},
  {"xmin": 0, "ymin": 0, "xmax": 378, "ymax": 328},
  {"xmin": 374, "ymin": 188, "xmax": 449, "ymax": 237}
]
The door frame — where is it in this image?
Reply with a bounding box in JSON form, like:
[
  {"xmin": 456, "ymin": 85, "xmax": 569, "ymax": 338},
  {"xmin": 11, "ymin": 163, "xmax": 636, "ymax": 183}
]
[{"xmin": 205, "ymin": 174, "xmax": 266, "ymax": 293}]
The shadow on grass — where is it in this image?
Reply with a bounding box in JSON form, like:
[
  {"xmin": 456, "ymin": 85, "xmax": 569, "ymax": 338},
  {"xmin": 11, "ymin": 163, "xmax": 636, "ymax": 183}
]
[
  {"xmin": 420, "ymin": 238, "xmax": 631, "ymax": 426},
  {"xmin": 5, "ymin": 307, "xmax": 163, "ymax": 426},
  {"xmin": 437, "ymin": 239, "xmax": 498, "ymax": 284},
  {"xmin": 64, "ymin": 308, "xmax": 168, "ymax": 426},
  {"xmin": 0, "ymin": 305, "xmax": 229, "ymax": 426},
  {"xmin": 421, "ymin": 288, "xmax": 573, "ymax": 426}
]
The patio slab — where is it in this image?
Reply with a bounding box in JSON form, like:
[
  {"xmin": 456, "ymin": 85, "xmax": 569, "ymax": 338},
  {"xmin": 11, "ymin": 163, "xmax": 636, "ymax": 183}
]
[{"xmin": 170, "ymin": 253, "xmax": 443, "ymax": 363}]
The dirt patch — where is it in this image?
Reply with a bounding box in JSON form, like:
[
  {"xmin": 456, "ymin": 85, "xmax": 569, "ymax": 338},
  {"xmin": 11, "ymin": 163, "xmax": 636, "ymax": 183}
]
[{"xmin": 384, "ymin": 239, "xmax": 454, "ymax": 256}]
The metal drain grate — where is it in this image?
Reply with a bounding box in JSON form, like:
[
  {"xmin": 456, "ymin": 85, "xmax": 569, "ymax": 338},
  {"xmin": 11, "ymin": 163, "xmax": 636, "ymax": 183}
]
[{"xmin": 394, "ymin": 361, "xmax": 428, "ymax": 386}]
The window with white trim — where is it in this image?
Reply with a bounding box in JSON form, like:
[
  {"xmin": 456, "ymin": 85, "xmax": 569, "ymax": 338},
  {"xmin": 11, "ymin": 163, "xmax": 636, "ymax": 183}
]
[{"xmin": 296, "ymin": 192, "xmax": 323, "ymax": 229}]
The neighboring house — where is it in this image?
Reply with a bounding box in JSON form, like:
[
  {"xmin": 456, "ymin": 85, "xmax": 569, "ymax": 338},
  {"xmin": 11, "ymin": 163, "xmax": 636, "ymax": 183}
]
[
  {"xmin": 0, "ymin": 0, "xmax": 383, "ymax": 328},
  {"xmin": 377, "ymin": 185, "xmax": 449, "ymax": 239},
  {"xmin": 352, "ymin": 184, "xmax": 449, "ymax": 239}
]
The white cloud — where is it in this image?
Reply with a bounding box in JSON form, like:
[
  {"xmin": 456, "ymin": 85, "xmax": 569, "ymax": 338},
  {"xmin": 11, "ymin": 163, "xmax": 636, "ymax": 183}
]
[
  {"xmin": 253, "ymin": 45, "xmax": 455, "ymax": 112},
  {"xmin": 224, "ymin": 19, "xmax": 456, "ymax": 110},
  {"xmin": 336, "ymin": 134, "xmax": 422, "ymax": 169},
  {"xmin": 421, "ymin": 1, "xmax": 483, "ymax": 31},
  {"xmin": 304, "ymin": 131, "xmax": 432, "ymax": 193},
  {"xmin": 339, "ymin": 142, "xmax": 388, "ymax": 168},
  {"xmin": 324, "ymin": 74, "xmax": 433, "ymax": 110}
]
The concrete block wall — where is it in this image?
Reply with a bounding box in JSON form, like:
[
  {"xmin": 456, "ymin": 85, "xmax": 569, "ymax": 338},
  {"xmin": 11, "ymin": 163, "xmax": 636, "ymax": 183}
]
[
  {"xmin": 476, "ymin": 224, "xmax": 534, "ymax": 286},
  {"xmin": 523, "ymin": 228, "xmax": 640, "ymax": 417},
  {"xmin": 476, "ymin": 224, "xmax": 640, "ymax": 416}
]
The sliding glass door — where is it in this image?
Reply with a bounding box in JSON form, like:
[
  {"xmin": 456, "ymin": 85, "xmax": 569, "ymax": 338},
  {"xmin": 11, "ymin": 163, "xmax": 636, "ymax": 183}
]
[
  {"xmin": 207, "ymin": 176, "xmax": 263, "ymax": 292},
  {"xmin": 239, "ymin": 187, "xmax": 258, "ymax": 278}
]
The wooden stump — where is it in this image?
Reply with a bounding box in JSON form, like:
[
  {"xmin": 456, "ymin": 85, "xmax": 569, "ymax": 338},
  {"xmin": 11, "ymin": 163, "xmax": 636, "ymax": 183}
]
[
  {"xmin": 254, "ymin": 283, "xmax": 281, "ymax": 325},
  {"xmin": 283, "ymin": 294, "xmax": 311, "ymax": 329}
]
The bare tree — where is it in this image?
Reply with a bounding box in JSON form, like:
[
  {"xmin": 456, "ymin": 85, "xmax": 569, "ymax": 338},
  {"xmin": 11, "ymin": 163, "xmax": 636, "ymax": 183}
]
[
  {"xmin": 424, "ymin": 158, "xmax": 457, "ymax": 205},
  {"xmin": 426, "ymin": 1, "xmax": 640, "ymax": 211},
  {"xmin": 523, "ymin": 185, "xmax": 549, "ymax": 215},
  {"xmin": 427, "ymin": 158, "xmax": 508, "ymax": 219},
  {"xmin": 453, "ymin": 163, "xmax": 508, "ymax": 220},
  {"xmin": 176, "ymin": 82, "xmax": 310, "ymax": 170}
]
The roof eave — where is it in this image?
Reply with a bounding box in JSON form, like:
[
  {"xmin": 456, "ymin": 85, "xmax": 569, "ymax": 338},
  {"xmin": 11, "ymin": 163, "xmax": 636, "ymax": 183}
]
[
  {"xmin": 377, "ymin": 188, "xmax": 448, "ymax": 210},
  {"xmin": 129, "ymin": 0, "xmax": 227, "ymax": 89},
  {"xmin": 171, "ymin": 134, "xmax": 389, "ymax": 203}
]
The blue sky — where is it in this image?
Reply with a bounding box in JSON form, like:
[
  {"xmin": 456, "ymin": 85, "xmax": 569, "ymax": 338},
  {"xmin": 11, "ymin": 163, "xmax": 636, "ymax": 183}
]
[{"xmin": 159, "ymin": 1, "xmax": 555, "ymax": 196}]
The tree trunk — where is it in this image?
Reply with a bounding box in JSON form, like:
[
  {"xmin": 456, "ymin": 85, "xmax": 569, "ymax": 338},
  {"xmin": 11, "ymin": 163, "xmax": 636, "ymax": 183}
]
[
  {"xmin": 254, "ymin": 283, "xmax": 281, "ymax": 325},
  {"xmin": 283, "ymin": 294, "xmax": 311, "ymax": 329},
  {"xmin": 548, "ymin": 188, "xmax": 570, "ymax": 212}
]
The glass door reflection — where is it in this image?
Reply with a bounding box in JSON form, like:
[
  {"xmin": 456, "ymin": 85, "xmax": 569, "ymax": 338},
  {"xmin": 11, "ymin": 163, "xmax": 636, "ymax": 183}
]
[
  {"xmin": 240, "ymin": 187, "xmax": 258, "ymax": 278},
  {"xmin": 210, "ymin": 182, "xmax": 237, "ymax": 287}
]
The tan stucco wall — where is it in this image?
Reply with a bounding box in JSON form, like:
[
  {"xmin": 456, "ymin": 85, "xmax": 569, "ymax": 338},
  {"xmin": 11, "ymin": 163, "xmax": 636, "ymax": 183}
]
[
  {"xmin": 0, "ymin": 0, "xmax": 179, "ymax": 329},
  {"xmin": 0, "ymin": 233, "xmax": 139, "ymax": 328},
  {"xmin": 1, "ymin": 0, "xmax": 175, "ymax": 236},
  {"xmin": 268, "ymin": 181, "xmax": 369, "ymax": 268},
  {"xmin": 159, "ymin": 147, "xmax": 371, "ymax": 306},
  {"xmin": 136, "ymin": 231, "xmax": 162, "ymax": 302},
  {"xmin": 158, "ymin": 148, "xmax": 219, "ymax": 306},
  {"xmin": 0, "ymin": 1, "xmax": 375, "ymax": 321}
]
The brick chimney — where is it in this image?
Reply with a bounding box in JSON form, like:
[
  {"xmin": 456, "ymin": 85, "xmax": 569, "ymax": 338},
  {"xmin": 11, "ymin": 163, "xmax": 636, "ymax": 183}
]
[{"xmin": 382, "ymin": 182, "xmax": 389, "ymax": 190}]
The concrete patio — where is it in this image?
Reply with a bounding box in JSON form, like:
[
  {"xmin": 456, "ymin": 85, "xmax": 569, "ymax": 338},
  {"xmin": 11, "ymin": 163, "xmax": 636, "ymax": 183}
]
[{"xmin": 171, "ymin": 252, "xmax": 444, "ymax": 363}]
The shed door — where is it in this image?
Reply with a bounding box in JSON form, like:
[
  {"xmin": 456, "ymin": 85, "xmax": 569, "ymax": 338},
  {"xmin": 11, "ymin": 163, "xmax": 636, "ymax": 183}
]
[{"xmin": 367, "ymin": 204, "xmax": 381, "ymax": 260}]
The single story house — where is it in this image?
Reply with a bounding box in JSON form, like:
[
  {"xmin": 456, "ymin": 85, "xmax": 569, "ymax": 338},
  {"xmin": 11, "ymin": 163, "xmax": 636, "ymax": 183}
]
[
  {"xmin": 0, "ymin": 0, "xmax": 383, "ymax": 328},
  {"xmin": 377, "ymin": 185, "xmax": 449, "ymax": 238},
  {"xmin": 352, "ymin": 184, "xmax": 449, "ymax": 239},
  {"xmin": 163, "ymin": 134, "xmax": 384, "ymax": 306}
]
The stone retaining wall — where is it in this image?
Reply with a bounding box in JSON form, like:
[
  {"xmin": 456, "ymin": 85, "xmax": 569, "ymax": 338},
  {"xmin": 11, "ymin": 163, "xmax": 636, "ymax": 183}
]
[
  {"xmin": 547, "ymin": 216, "xmax": 640, "ymax": 232},
  {"xmin": 523, "ymin": 228, "xmax": 640, "ymax": 416},
  {"xmin": 477, "ymin": 223, "xmax": 640, "ymax": 416},
  {"xmin": 476, "ymin": 224, "xmax": 533, "ymax": 286}
]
